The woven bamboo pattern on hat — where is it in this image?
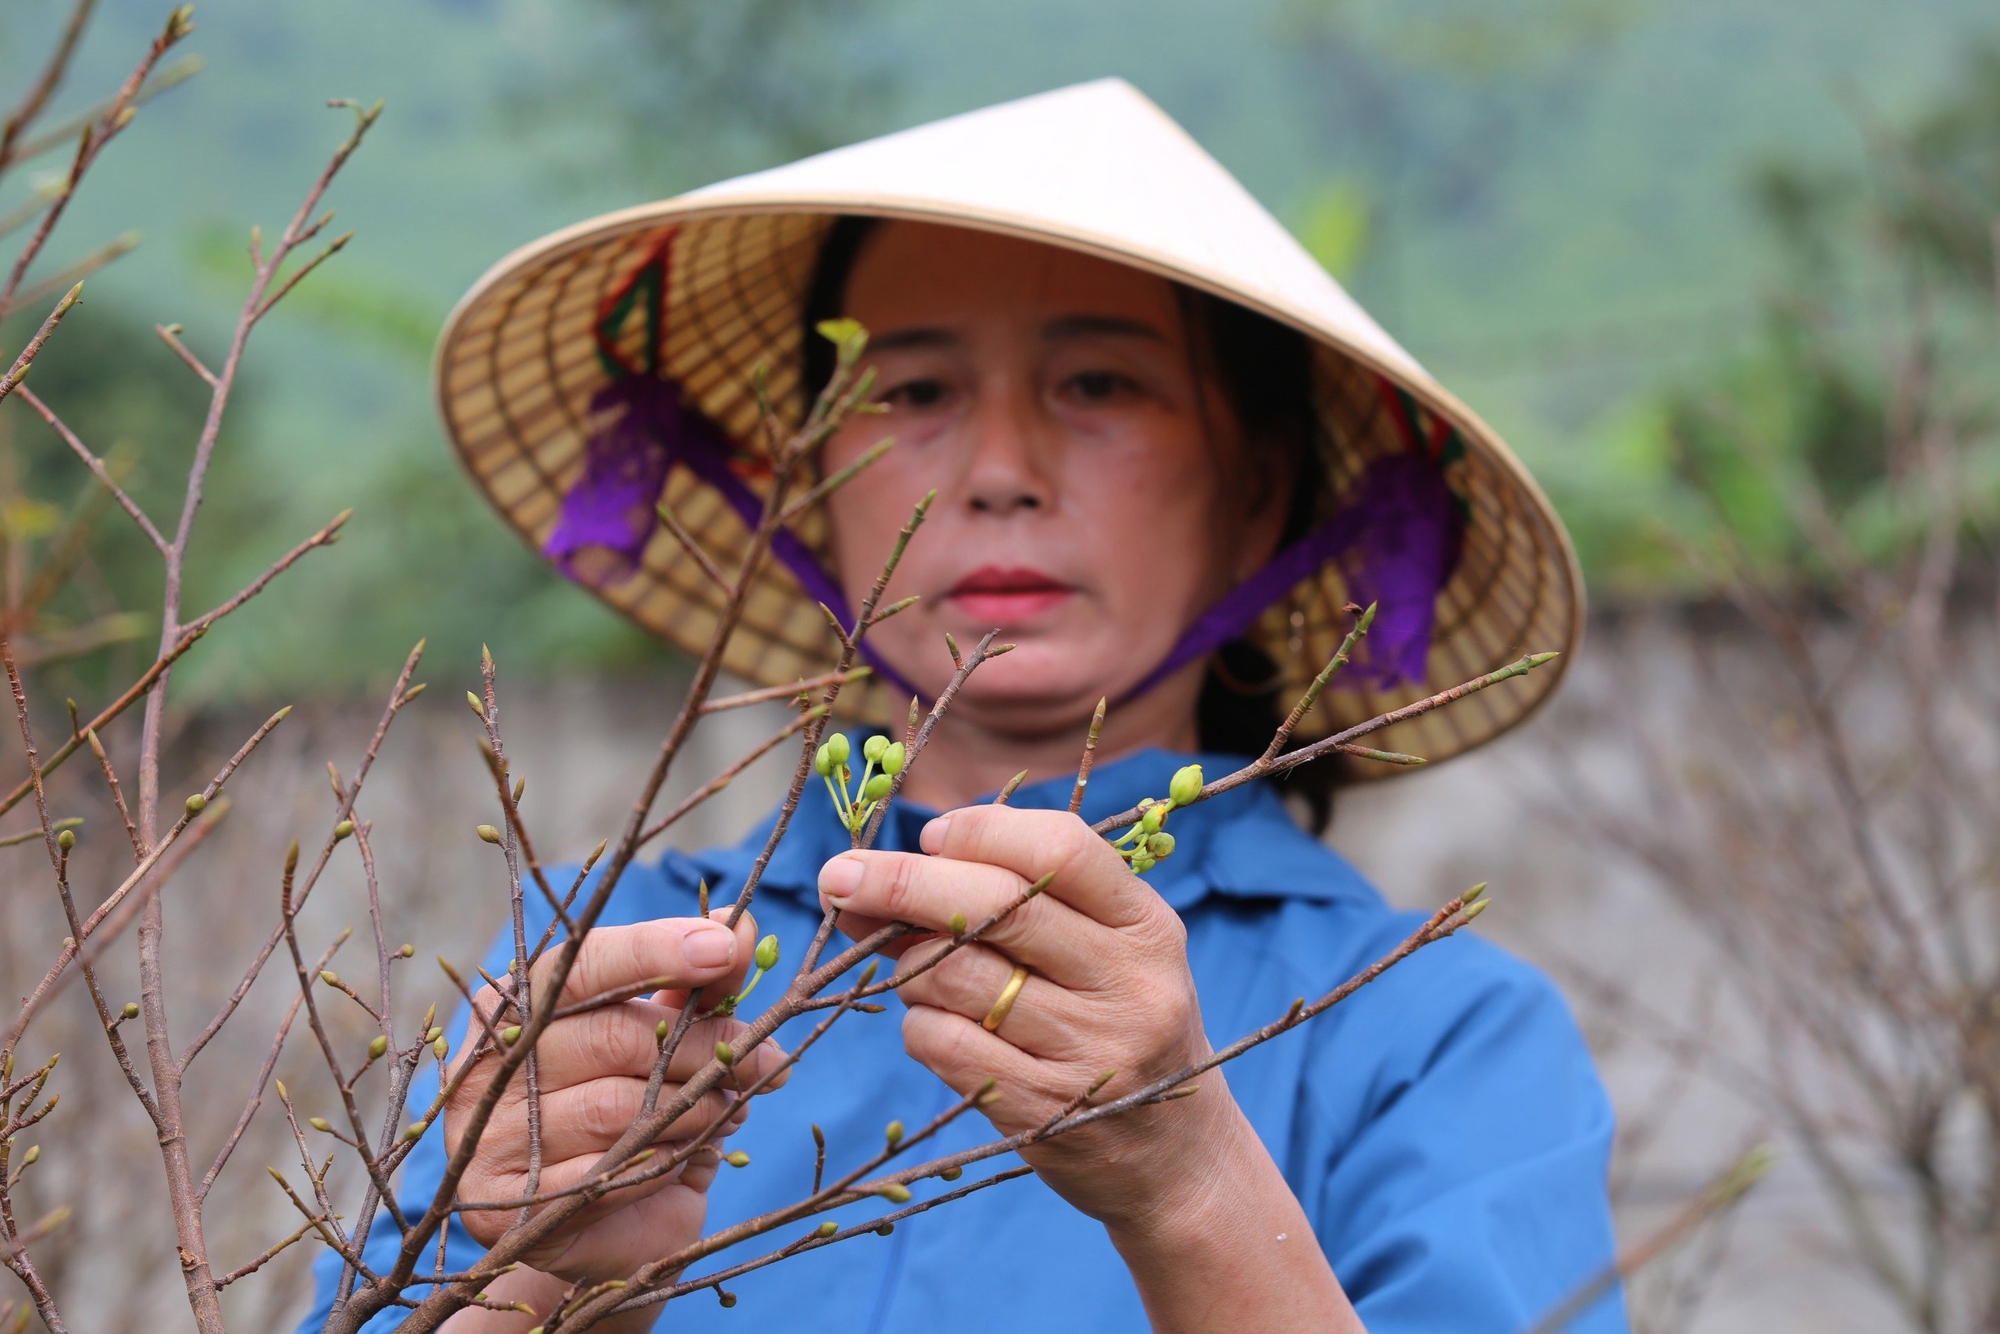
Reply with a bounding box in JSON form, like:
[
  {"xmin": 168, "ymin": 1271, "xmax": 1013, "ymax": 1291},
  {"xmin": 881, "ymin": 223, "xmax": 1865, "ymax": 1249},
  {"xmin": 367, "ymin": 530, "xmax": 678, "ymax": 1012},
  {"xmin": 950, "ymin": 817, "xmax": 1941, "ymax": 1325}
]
[{"xmin": 436, "ymin": 79, "xmax": 1582, "ymax": 776}]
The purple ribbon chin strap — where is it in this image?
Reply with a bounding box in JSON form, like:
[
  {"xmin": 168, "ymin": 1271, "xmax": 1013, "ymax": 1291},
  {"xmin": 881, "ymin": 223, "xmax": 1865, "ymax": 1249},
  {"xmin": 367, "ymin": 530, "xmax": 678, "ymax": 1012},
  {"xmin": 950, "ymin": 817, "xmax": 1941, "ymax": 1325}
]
[
  {"xmin": 544, "ymin": 377, "xmax": 927, "ymax": 703},
  {"xmin": 1121, "ymin": 452, "xmax": 1465, "ymax": 703}
]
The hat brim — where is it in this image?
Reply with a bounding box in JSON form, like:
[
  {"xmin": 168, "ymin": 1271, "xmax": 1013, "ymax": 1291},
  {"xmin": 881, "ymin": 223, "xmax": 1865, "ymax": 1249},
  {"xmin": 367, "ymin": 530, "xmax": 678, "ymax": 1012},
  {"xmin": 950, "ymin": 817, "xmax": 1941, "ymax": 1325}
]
[{"xmin": 434, "ymin": 192, "xmax": 1582, "ymax": 774}]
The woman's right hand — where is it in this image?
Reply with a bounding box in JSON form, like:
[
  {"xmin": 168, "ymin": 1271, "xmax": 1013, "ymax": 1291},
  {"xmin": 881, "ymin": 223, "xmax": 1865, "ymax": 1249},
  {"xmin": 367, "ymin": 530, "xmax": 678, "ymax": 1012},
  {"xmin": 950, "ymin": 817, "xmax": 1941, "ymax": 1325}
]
[{"xmin": 443, "ymin": 912, "xmax": 788, "ymax": 1293}]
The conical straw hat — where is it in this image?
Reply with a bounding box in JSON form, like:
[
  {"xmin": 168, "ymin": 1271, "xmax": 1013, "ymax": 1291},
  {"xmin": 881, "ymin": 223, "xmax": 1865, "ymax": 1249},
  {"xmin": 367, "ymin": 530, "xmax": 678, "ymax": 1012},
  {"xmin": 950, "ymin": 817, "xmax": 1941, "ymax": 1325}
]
[{"xmin": 434, "ymin": 78, "xmax": 1582, "ymax": 772}]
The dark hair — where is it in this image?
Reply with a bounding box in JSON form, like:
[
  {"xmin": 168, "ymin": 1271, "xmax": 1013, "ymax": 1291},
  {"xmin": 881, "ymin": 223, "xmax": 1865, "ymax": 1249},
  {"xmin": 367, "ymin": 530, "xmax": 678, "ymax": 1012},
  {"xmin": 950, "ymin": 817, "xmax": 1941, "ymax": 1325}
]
[{"xmin": 801, "ymin": 216, "xmax": 1344, "ymax": 832}]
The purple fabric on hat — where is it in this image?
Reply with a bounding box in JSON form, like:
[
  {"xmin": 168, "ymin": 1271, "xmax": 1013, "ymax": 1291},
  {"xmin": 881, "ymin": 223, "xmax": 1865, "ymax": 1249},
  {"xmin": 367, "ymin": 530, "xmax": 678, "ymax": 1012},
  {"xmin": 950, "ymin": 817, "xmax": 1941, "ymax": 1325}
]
[
  {"xmin": 545, "ymin": 377, "xmax": 927, "ymax": 703},
  {"xmin": 1119, "ymin": 452, "xmax": 1464, "ymax": 703}
]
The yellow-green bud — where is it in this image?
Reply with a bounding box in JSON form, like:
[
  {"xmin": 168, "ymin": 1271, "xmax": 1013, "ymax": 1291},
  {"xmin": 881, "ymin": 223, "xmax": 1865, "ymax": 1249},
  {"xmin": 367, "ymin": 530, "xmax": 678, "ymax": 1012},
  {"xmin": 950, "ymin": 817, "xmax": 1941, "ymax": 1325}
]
[
  {"xmin": 501, "ymin": 1025, "xmax": 521, "ymax": 1045},
  {"xmin": 403, "ymin": 1119, "xmax": 428, "ymax": 1142},
  {"xmin": 121, "ymin": 1002, "xmax": 139, "ymax": 1019},
  {"xmin": 725, "ymin": 1150, "xmax": 751, "ymax": 1168},
  {"xmin": 826, "ymin": 733, "xmax": 850, "ymax": 765},
  {"xmin": 57, "ymin": 828, "xmax": 74, "ymax": 851},
  {"xmin": 1145, "ymin": 832, "xmax": 1175, "ymax": 859},
  {"xmin": 1131, "ymin": 855, "xmax": 1155, "ymax": 873},
  {"xmin": 814, "ymin": 742, "xmax": 835, "ymax": 777},
  {"xmin": 715, "ymin": 1041, "xmax": 735, "ymax": 1066},
  {"xmin": 862, "ymin": 734, "xmax": 889, "ymax": 764},
  {"xmin": 1140, "ymin": 806, "xmax": 1164, "ymax": 834},
  {"xmin": 877, "ymin": 1182, "xmax": 911, "ymax": 1204},
  {"xmin": 1168, "ymin": 763, "xmax": 1204, "ymax": 807},
  {"xmin": 319, "ymin": 970, "xmax": 340, "ymax": 987},
  {"xmin": 476, "ymin": 824, "xmax": 501, "ymax": 844},
  {"xmin": 333, "ymin": 819, "xmax": 355, "ymax": 840},
  {"xmin": 940, "ymin": 1165, "xmax": 962, "ymax": 1181},
  {"xmin": 399, "ymin": 943, "xmax": 415, "ymax": 958},
  {"xmin": 368, "ymin": 1035, "xmax": 388, "ymax": 1059},
  {"xmin": 754, "ymin": 935, "xmax": 780, "ymax": 971},
  {"xmin": 862, "ymin": 773, "xmax": 893, "ymax": 803},
  {"xmin": 432, "ymin": 1035, "xmax": 448, "ymax": 1059},
  {"xmin": 884, "ymin": 1120, "xmax": 904, "ymax": 1147},
  {"xmin": 948, "ymin": 911, "xmax": 967, "ymax": 940},
  {"xmin": 425, "ymin": 1026, "xmax": 443, "ymax": 1042},
  {"xmin": 184, "ymin": 792, "xmax": 207, "ymax": 815},
  {"xmin": 467, "ymin": 690, "xmax": 485, "ymax": 718},
  {"xmin": 881, "ymin": 741, "xmax": 906, "ymax": 775},
  {"xmin": 816, "ymin": 1220, "xmax": 837, "ymax": 1238},
  {"xmin": 21, "ymin": 1145, "xmax": 38, "ymax": 1166},
  {"xmin": 656, "ymin": 1018, "xmax": 670, "ymax": 1040},
  {"xmin": 309, "ymin": 1117, "xmax": 332, "ymax": 1132}
]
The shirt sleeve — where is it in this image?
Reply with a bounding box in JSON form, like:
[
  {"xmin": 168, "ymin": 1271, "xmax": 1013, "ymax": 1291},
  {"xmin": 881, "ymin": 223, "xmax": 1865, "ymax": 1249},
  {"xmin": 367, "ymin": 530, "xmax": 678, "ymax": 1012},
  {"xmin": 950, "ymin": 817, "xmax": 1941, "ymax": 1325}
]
[{"xmin": 1306, "ymin": 926, "xmax": 1628, "ymax": 1334}]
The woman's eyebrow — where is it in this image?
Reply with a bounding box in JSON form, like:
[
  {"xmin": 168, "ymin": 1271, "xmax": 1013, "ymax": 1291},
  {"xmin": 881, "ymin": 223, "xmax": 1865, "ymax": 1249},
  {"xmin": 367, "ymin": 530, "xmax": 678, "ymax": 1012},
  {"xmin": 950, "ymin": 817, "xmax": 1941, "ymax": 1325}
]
[
  {"xmin": 1041, "ymin": 314, "xmax": 1168, "ymax": 343},
  {"xmin": 868, "ymin": 327, "xmax": 959, "ymax": 352}
]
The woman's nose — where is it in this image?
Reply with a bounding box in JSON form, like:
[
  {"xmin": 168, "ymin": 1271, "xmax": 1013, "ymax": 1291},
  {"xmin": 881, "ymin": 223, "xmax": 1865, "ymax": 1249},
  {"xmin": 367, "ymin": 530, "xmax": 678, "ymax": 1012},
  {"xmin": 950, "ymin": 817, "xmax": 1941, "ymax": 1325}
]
[{"xmin": 960, "ymin": 387, "xmax": 1054, "ymax": 517}]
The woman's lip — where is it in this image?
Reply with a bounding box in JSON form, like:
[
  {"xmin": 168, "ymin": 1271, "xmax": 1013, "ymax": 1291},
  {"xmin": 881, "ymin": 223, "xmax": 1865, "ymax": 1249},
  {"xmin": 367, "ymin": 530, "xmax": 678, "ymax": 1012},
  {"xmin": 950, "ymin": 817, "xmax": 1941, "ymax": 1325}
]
[{"xmin": 945, "ymin": 566, "xmax": 1076, "ymax": 624}]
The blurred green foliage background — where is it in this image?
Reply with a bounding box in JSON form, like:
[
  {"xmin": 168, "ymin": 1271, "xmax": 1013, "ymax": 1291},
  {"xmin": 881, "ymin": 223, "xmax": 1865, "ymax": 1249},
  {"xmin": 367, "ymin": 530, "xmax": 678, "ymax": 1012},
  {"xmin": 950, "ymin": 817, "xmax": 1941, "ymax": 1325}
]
[{"xmin": 2, "ymin": 0, "xmax": 1997, "ymax": 702}]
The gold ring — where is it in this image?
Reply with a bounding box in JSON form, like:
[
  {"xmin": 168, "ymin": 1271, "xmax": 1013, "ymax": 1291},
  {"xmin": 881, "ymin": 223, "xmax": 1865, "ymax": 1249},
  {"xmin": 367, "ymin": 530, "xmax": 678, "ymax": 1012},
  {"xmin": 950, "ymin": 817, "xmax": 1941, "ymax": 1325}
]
[{"xmin": 982, "ymin": 964, "xmax": 1031, "ymax": 1033}]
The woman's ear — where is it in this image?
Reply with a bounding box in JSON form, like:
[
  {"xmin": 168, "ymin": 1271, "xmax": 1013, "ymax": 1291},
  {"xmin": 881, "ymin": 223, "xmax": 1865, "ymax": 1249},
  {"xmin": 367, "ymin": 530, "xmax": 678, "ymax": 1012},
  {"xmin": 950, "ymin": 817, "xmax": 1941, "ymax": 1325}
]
[{"xmin": 1230, "ymin": 431, "xmax": 1298, "ymax": 583}]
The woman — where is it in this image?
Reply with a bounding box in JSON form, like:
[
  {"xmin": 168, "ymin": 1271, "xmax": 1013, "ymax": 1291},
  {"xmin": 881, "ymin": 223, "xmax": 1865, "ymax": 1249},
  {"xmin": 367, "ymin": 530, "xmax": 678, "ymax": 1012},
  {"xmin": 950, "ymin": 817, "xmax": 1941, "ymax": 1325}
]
[{"xmin": 309, "ymin": 80, "xmax": 1620, "ymax": 1332}]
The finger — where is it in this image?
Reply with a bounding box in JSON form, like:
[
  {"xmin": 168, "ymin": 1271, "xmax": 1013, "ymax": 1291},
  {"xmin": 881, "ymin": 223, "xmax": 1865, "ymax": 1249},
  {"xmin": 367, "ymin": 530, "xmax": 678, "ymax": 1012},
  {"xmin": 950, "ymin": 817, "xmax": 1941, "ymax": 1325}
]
[
  {"xmin": 525, "ymin": 1007, "xmax": 789, "ymax": 1094},
  {"xmin": 530, "ymin": 917, "xmax": 749, "ymax": 1011},
  {"xmin": 817, "ymin": 849, "xmax": 1111, "ymax": 985},
  {"xmin": 686, "ymin": 907, "xmax": 760, "ymax": 1011},
  {"xmin": 494, "ymin": 1079, "xmax": 742, "ymax": 1166},
  {"xmin": 918, "ymin": 805, "xmax": 1154, "ymax": 928},
  {"xmin": 893, "ymin": 939, "xmax": 1072, "ymax": 1056}
]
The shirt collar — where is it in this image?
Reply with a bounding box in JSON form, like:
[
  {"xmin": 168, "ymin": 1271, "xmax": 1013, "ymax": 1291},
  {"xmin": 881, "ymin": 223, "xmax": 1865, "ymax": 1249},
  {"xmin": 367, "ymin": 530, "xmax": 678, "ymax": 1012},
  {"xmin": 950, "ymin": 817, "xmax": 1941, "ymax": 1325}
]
[{"xmin": 678, "ymin": 747, "xmax": 1375, "ymax": 913}]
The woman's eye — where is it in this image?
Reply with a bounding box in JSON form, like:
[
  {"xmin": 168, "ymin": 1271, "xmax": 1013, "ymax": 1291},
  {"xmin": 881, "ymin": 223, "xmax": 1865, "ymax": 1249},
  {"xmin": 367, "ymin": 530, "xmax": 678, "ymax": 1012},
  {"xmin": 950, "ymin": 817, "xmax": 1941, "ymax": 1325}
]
[
  {"xmin": 881, "ymin": 378, "xmax": 948, "ymax": 410},
  {"xmin": 1065, "ymin": 370, "xmax": 1139, "ymax": 403}
]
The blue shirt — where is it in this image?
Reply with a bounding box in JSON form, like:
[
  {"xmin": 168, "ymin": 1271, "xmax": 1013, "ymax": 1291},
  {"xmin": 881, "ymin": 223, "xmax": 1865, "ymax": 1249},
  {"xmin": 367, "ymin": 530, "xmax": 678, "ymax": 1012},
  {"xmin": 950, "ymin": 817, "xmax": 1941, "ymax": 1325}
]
[{"xmin": 305, "ymin": 748, "xmax": 1625, "ymax": 1333}]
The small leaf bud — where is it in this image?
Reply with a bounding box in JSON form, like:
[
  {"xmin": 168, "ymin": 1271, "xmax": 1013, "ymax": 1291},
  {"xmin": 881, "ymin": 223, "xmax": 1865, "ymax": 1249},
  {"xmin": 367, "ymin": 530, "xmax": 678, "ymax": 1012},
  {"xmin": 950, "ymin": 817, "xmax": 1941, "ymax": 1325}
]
[
  {"xmin": 826, "ymin": 732, "xmax": 850, "ymax": 765},
  {"xmin": 319, "ymin": 970, "xmax": 340, "ymax": 987},
  {"xmin": 876, "ymin": 1221, "xmax": 894, "ymax": 1235},
  {"xmin": 425, "ymin": 1026, "xmax": 443, "ymax": 1042},
  {"xmin": 862, "ymin": 773, "xmax": 893, "ymax": 803},
  {"xmin": 816, "ymin": 1220, "xmax": 837, "ymax": 1238},
  {"xmin": 333, "ymin": 819, "xmax": 355, "ymax": 840},
  {"xmin": 368, "ymin": 1035, "xmax": 388, "ymax": 1059},
  {"xmin": 715, "ymin": 1041, "xmax": 735, "ymax": 1067},
  {"xmin": 466, "ymin": 690, "xmax": 485, "ymax": 718},
  {"xmin": 884, "ymin": 1119, "xmax": 904, "ymax": 1147},
  {"xmin": 656, "ymin": 1018, "xmax": 670, "ymax": 1040},
  {"xmin": 940, "ymin": 1165, "xmax": 962, "ymax": 1181},
  {"xmin": 476, "ymin": 824, "xmax": 501, "ymax": 844},
  {"xmin": 21, "ymin": 1145, "xmax": 39, "ymax": 1166},
  {"xmin": 862, "ymin": 734, "xmax": 889, "ymax": 763},
  {"xmin": 880, "ymin": 741, "xmax": 906, "ymax": 775},
  {"xmin": 948, "ymin": 912, "xmax": 967, "ymax": 940},
  {"xmin": 121, "ymin": 1002, "xmax": 139, "ymax": 1019},
  {"xmin": 754, "ymin": 935, "xmax": 780, "ymax": 971},
  {"xmin": 308, "ymin": 1117, "xmax": 333, "ymax": 1133},
  {"xmin": 403, "ymin": 1119, "xmax": 428, "ymax": 1142},
  {"xmin": 725, "ymin": 1150, "xmax": 751, "ymax": 1168},
  {"xmin": 57, "ymin": 828, "xmax": 74, "ymax": 851},
  {"xmin": 1168, "ymin": 763, "xmax": 1204, "ymax": 807},
  {"xmin": 718, "ymin": 1292, "xmax": 737, "ymax": 1308},
  {"xmin": 1145, "ymin": 832, "xmax": 1175, "ymax": 859},
  {"xmin": 501, "ymin": 1025, "xmax": 522, "ymax": 1045},
  {"xmin": 184, "ymin": 792, "xmax": 207, "ymax": 816},
  {"xmin": 399, "ymin": 943, "xmax": 415, "ymax": 958},
  {"xmin": 432, "ymin": 1035, "xmax": 448, "ymax": 1059},
  {"xmin": 877, "ymin": 1182, "xmax": 911, "ymax": 1204}
]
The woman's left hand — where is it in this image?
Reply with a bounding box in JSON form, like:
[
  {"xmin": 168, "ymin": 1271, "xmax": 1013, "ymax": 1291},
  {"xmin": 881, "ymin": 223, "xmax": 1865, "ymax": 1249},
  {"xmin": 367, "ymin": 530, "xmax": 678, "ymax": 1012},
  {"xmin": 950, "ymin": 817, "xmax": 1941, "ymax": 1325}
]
[{"xmin": 817, "ymin": 804, "xmax": 1242, "ymax": 1231}]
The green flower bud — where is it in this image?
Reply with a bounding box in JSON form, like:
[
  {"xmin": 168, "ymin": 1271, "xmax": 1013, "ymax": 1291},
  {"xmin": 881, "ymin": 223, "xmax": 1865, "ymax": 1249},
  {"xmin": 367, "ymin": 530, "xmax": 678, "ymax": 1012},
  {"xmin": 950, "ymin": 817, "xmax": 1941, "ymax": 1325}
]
[
  {"xmin": 1168, "ymin": 763, "xmax": 1204, "ymax": 807},
  {"xmin": 501, "ymin": 1025, "xmax": 521, "ymax": 1045},
  {"xmin": 884, "ymin": 1120, "xmax": 904, "ymax": 1147},
  {"xmin": 476, "ymin": 824, "xmax": 501, "ymax": 844},
  {"xmin": 403, "ymin": 1119, "xmax": 428, "ymax": 1142},
  {"xmin": 862, "ymin": 734, "xmax": 889, "ymax": 763},
  {"xmin": 1140, "ymin": 806, "xmax": 1164, "ymax": 834},
  {"xmin": 432, "ymin": 1035, "xmax": 448, "ymax": 1059},
  {"xmin": 57, "ymin": 828, "xmax": 74, "ymax": 851},
  {"xmin": 882, "ymin": 742, "xmax": 906, "ymax": 775},
  {"xmin": 940, "ymin": 1165, "xmax": 962, "ymax": 1181},
  {"xmin": 655, "ymin": 1018, "xmax": 670, "ymax": 1040},
  {"xmin": 1145, "ymin": 832, "xmax": 1175, "ymax": 859},
  {"xmin": 814, "ymin": 742, "xmax": 834, "ymax": 777},
  {"xmin": 1131, "ymin": 855, "xmax": 1155, "ymax": 873},
  {"xmin": 816, "ymin": 1220, "xmax": 837, "ymax": 1238},
  {"xmin": 368, "ymin": 1035, "xmax": 388, "ymax": 1059},
  {"xmin": 718, "ymin": 1292, "xmax": 738, "ymax": 1309},
  {"xmin": 862, "ymin": 772, "xmax": 894, "ymax": 803},
  {"xmin": 877, "ymin": 1182, "xmax": 911, "ymax": 1204},
  {"xmin": 715, "ymin": 1041, "xmax": 735, "ymax": 1067},
  {"xmin": 184, "ymin": 792, "xmax": 206, "ymax": 816},
  {"xmin": 948, "ymin": 912, "xmax": 967, "ymax": 940},
  {"xmin": 754, "ymin": 935, "xmax": 780, "ymax": 971},
  {"xmin": 121, "ymin": 1002, "xmax": 139, "ymax": 1019},
  {"xmin": 826, "ymin": 733, "xmax": 850, "ymax": 766},
  {"xmin": 399, "ymin": 943, "xmax": 415, "ymax": 958},
  {"xmin": 725, "ymin": 1150, "xmax": 751, "ymax": 1168},
  {"xmin": 308, "ymin": 1117, "xmax": 332, "ymax": 1132},
  {"xmin": 333, "ymin": 819, "xmax": 355, "ymax": 840}
]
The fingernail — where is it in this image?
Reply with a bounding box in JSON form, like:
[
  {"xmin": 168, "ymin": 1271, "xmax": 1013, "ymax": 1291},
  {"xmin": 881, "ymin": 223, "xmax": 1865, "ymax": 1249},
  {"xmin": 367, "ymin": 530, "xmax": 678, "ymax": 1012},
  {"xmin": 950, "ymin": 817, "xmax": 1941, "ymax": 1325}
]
[
  {"xmin": 819, "ymin": 855, "xmax": 864, "ymax": 899},
  {"xmin": 685, "ymin": 923, "xmax": 736, "ymax": 969},
  {"xmin": 920, "ymin": 816, "xmax": 950, "ymax": 854}
]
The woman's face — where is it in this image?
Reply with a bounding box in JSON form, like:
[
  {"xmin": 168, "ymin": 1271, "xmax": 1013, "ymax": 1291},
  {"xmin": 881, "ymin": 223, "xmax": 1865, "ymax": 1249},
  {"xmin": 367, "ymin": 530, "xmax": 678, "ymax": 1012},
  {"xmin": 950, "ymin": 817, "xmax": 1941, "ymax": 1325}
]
[{"xmin": 820, "ymin": 221, "xmax": 1289, "ymax": 740}]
